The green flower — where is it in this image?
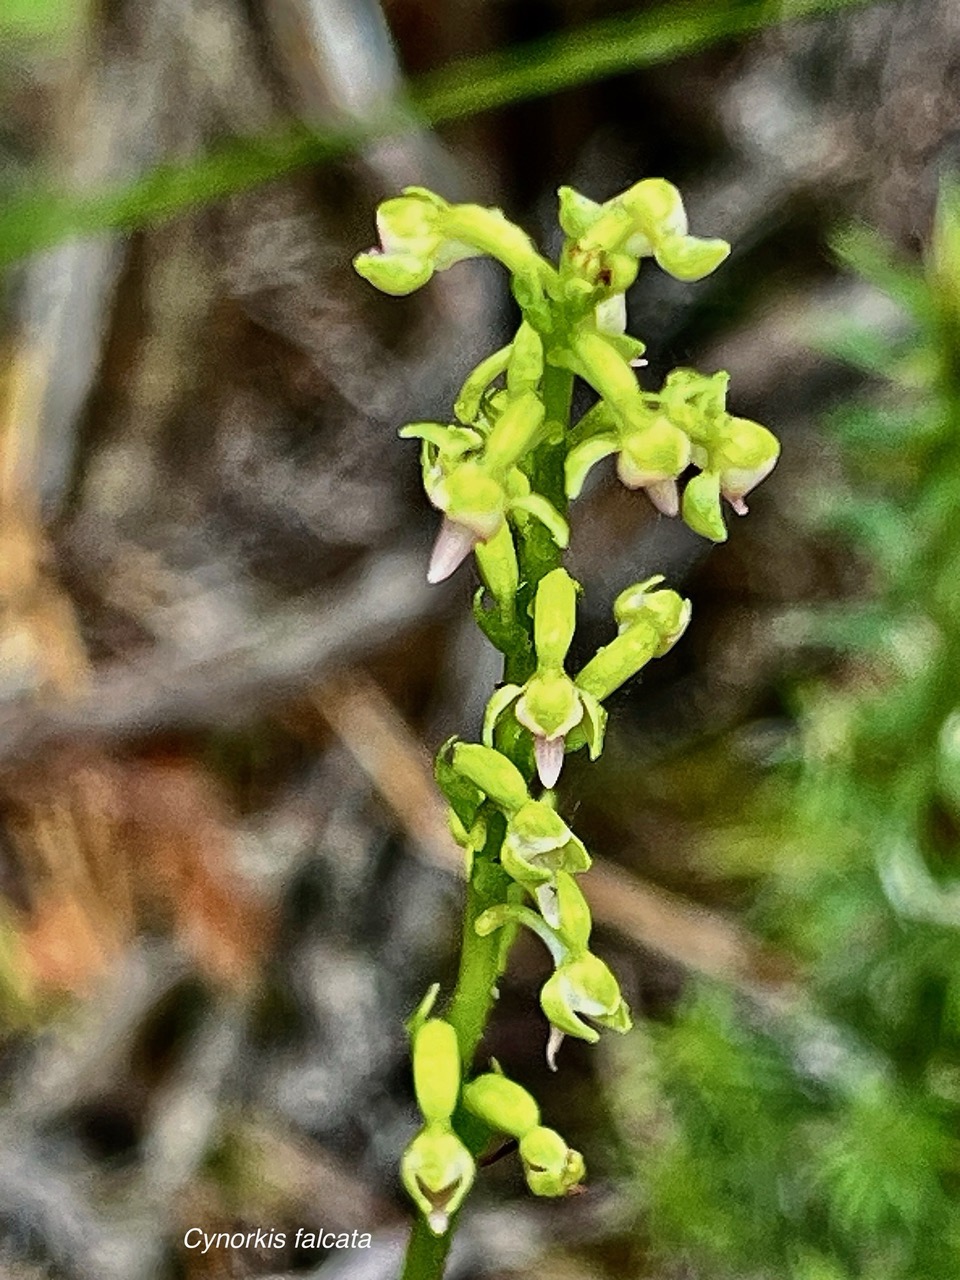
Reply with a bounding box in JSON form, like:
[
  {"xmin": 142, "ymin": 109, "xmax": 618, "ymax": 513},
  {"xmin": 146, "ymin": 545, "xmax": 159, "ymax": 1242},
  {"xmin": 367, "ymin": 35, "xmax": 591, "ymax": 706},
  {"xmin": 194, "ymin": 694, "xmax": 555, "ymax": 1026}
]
[
  {"xmin": 575, "ymin": 578, "xmax": 691, "ymax": 704},
  {"xmin": 558, "ymin": 178, "xmax": 729, "ymax": 288},
  {"xmin": 540, "ymin": 951, "xmax": 632, "ymax": 1067},
  {"xmin": 485, "ymin": 569, "xmax": 606, "ymax": 786},
  {"xmin": 501, "ymin": 800, "xmax": 591, "ymax": 888},
  {"xmin": 401, "ymin": 1124, "xmax": 475, "ymax": 1235},
  {"xmin": 354, "ymin": 187, "xmax": 549, "ymax": 298},
  {"xmin": 474, "ymin": 885, "xmax": 629, "ymax": 1069},
  {"xmin": 401, "ymin": 392, "xmax": 568, "ymax": 583},
  {"xmin": 518, "ymin": 1125, "xmax": 586, "ymax": 1197}
]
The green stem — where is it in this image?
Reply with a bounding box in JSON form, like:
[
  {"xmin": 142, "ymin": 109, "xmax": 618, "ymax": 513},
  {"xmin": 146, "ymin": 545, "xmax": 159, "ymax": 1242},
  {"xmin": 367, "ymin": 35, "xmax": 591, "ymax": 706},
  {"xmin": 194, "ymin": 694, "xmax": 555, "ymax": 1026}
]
[{"xmin": 400, "ymin": 362, "xmax": 574, "ymax": 1280}]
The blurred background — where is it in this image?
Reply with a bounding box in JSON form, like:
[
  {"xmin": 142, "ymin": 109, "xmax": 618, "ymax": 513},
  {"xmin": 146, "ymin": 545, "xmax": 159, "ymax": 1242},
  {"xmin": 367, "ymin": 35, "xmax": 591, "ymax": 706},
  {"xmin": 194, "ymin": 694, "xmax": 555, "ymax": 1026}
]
[{"xmin": 2, "ymin": 0, "xmax": 960, "ymax": 1276}]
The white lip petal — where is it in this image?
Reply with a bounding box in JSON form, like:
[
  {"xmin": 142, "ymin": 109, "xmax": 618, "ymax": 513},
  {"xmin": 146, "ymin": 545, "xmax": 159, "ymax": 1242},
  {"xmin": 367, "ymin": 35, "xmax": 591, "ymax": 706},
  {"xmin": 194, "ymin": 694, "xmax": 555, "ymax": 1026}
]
[
  {"xmin": 535, "ymin": 735, "xmax": 565, "ymax": 789},
  {"xmin": 427, "ymin": 519, "xmax": 476, "ymax": 584},
  {"xmin": 722, "ymin": 456, "xmax": 777, "ymax": 501},
  {"xmin": 535, "ymin": 881, "xmax": 561, "ymax": 928},
  {"xmin": 645, "ymin": 478, "xmax": 680, "ymax": 517},
  {"xmin": 546, "ymin": 1026, "xmax": 565, "ymax": 1072}
]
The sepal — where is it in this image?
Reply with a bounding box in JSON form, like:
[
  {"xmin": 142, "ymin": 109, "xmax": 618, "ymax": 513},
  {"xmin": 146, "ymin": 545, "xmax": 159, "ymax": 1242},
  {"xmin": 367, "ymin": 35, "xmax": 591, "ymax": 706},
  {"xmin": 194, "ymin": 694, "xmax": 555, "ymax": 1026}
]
[
  {"xmin": 536, "ymin": 870, "xmax": 593, "ymax": 950},
  {"xmin": 681, "ymin": 469, "xmax": 728, "ymax": 542},
  {"xmin": 654, "ymin": 232, "xmax": 730, "ymax": 282},
  {"xmin": 454, "ymin": 345, "xmax": 512, "ymax": 425},
  {"xmin": 533, "ymin": 568, "xmax": 579, "ymax": 668},
  {"xmin": 452, "ymin": 743, "xmax": 529, "ymax": 815},
  {"xmin": 565, "ymin": 434, "xmax": 619, "ymax": 499}
]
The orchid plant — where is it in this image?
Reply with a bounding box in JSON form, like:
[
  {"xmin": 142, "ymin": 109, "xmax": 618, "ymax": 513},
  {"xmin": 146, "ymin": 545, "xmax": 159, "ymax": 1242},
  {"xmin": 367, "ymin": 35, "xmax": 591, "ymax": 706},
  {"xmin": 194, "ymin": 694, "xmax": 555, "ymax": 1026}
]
[{"xmin": 354, "ymin": 178, "xmax": 779, "ymax": 1280}]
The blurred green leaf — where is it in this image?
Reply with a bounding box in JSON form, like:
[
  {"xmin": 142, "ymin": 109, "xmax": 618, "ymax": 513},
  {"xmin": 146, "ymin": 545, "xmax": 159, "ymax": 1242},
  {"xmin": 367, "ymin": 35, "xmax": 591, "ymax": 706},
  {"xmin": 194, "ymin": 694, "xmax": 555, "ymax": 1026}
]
[
  {"xmin": 0, "ymin": 0, "xmax": 81, "ymax": 41},
  {"xmin": 830, "ymin": 224, "xmax": 933, "ymax": 324},
  {"xmin": 0, "ymin": 0, "xmax": 883, "ymax": 268}
]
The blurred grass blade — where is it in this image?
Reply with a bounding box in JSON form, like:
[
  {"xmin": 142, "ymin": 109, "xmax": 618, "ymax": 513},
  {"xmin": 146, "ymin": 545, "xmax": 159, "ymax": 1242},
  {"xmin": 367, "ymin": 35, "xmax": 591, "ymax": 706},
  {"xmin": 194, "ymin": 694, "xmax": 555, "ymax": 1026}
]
[
  {"xmin": 0, "ymin": 0, "xmax": 882, "ymax": 268},
  {"xmin": 829, "ymin": 224, "xmax": 932, "ymax": 323},
  {"xmin": 414, "ymin": 0, "xmax": 877, "ymax": 123},
  {"xmin": 0, "ymin": 0, "xmax": 82, "ymax": 41}
]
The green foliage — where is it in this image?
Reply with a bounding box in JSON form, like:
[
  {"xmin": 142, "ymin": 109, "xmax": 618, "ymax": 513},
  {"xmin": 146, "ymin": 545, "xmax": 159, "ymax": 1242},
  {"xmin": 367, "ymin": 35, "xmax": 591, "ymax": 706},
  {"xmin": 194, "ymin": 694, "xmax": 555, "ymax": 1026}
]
[
  {"xmin": 639, "ymin": 184, "xmax": 960, "ymax": 1279},
  {"xmin": 0, "ymin": 0, "xmax": 81, "ymax": 42}
]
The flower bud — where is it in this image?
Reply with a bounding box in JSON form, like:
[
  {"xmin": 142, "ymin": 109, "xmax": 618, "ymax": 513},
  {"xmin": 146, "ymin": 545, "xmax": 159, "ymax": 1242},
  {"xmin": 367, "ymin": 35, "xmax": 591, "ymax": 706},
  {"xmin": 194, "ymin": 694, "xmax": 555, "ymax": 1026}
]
[
  {"xmin": 501, "ymin": 800, "xmax": 590, "ymax": 887},
  {"xmin": 413, "ymin": 1019, "xmax": 462, "ymax": 1125},
  {"xmin": 401, "ymin": 1123, "xmax": 476, "ymax": 1235},
  {"xmin": 518, "ymin": 1126, "xmax": 586, "ymax": 1197},
  {"xmin": 462, "ymin": 1073, "xmax": 541, "ymax": 1139},
  {"xmin": 452, "ymin": 743, "xmax": 529, "ymax": 814},
  {"xmin": 681, "ymin": 469, "xmax": 727, "ymax": 542}
]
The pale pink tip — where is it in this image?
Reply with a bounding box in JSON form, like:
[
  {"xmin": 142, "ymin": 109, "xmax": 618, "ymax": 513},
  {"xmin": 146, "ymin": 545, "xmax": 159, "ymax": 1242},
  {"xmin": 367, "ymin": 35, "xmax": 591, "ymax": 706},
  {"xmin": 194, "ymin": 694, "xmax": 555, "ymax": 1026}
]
[
  {"xmin": 427, "ymin": 519, "xmax": 476, "ymax": 584},
  {"xmin": 546, "ymin": 1026, "xmax": 565, "ymax": 1072},
  {"xmin": 727, "ymin": 495, "xmax": 749, "ymax": 516},
  {"xmin": 645, "ymin": 478, "xmax": 680, "ymax": 518},
  {"xmin": 535, "ymin": 735, "xmax": 565, "ymax": 789}
]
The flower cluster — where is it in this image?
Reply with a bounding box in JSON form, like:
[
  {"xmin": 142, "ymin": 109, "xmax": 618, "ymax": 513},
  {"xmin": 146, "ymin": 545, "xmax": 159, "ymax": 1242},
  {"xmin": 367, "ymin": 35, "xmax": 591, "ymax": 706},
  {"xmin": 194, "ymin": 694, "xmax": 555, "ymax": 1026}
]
[
  {"xmin": 354, "ymin": 178, "xmax": 779, "ymax": 1242},
  {"xmin": 361, "ymin": 181, "xmax": 778, "ymax": 587},
  {"xmin": 564, "ymin": 366, "xmax": 780, "ymax": 539},
  {"xmin": 401, "ymin": 989, "xmax": 585, "ymax": 1236},
  {"xmin": 484, "ymin": 567, "xmax": 690, "ymax": 787}
]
